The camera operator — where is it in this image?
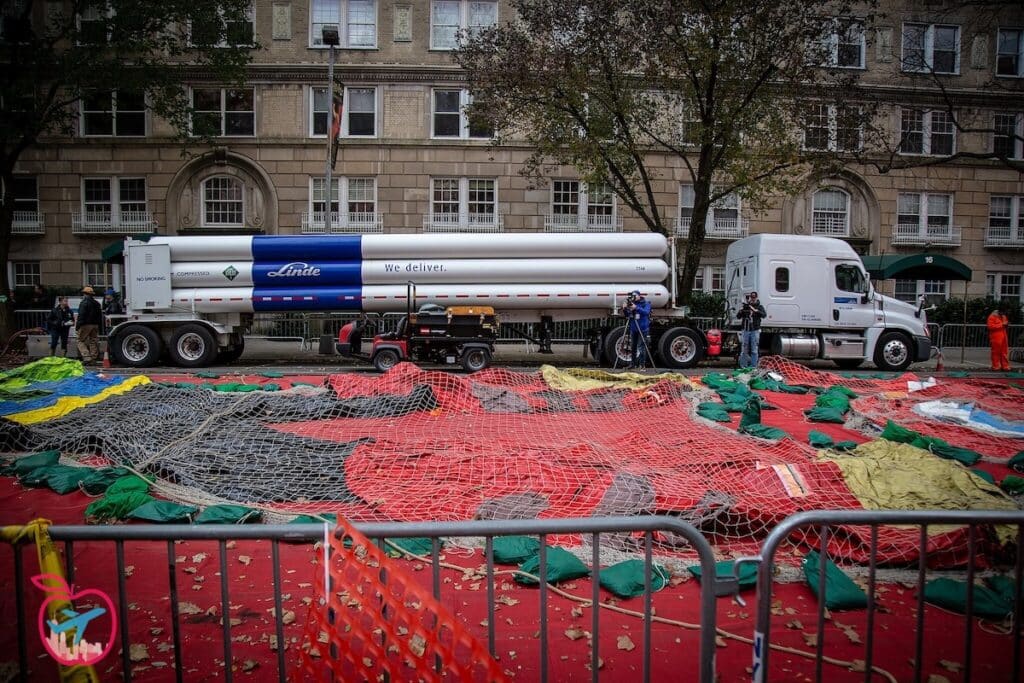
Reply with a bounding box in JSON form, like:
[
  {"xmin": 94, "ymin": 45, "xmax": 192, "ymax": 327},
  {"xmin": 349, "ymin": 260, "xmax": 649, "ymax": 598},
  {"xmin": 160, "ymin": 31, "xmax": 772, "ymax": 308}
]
[
  {"xmin": 622, "ymin": 289, "xmax": 652, "ymax": 369},
  {"xmin": 737, "ymin": 290, "xmax": 766, "ymax": 369}
]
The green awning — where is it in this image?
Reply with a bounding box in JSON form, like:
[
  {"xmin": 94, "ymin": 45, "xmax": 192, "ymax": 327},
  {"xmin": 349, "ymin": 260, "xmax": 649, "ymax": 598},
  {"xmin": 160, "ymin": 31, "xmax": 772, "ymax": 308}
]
[
  {"xmin": 101, "ymin": 234, "xmax": 153, "ymax": 262},
  {"xmin": 860, "ymin": 254, "xmax": 972, "ymax": 281}
]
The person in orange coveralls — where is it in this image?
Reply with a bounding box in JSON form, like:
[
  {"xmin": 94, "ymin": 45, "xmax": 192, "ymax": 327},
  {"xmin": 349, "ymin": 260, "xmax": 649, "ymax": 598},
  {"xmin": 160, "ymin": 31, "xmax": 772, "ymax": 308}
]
[{"xmin": 987, "ymin": 305, "xmax": 1010, "ymax": 371}]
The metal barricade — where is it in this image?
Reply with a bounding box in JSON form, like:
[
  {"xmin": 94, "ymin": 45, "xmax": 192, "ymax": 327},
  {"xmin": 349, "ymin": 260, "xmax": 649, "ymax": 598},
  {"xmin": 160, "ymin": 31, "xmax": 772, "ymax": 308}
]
[
  {"xmin": 937, "ymin": 324, "xmax": 1024, "ymax": 349},
  {"xmin": 5, "ymin": 516, "xmax": 730, "ymax": 683},
  {"xmin": 743, "ymin": 510, "xmax": 1024, "ymax": 683}
]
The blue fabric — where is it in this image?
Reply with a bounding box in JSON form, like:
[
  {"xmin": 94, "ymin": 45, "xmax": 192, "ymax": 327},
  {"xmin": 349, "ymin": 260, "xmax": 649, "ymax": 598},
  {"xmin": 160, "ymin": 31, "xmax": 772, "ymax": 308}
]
[
  {"xmin": 629, "ymin": 298, "xmax": 652, "ymax": 333},
  {"xmin": 0, "ymin": 373, "xmax": 129, "ymax": 416},
  {"xmin": 740, "ymin": 330, "xmax": 760, "ymax": 368},
  {"xmin": 968, "ymin": 405, "xmax": 1024, "ymax": 436},
  {"xmin": 252, "ymin": 235, "xmax": 362, "ymax": 261}
]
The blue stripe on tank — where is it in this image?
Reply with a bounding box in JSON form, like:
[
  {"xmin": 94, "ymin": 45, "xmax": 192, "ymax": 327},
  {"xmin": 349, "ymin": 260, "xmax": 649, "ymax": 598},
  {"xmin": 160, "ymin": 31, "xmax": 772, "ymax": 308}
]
[
  {"xmin": 252, "ymin": 262, "xmax": 362, "ymax": 287},
  {"xmin": 251, "ymin": 287, "xmax": 364, "ymax": 312},
  {"xmin": 251, "ymin": 235, "xmax": 363, "ymax": 261}
]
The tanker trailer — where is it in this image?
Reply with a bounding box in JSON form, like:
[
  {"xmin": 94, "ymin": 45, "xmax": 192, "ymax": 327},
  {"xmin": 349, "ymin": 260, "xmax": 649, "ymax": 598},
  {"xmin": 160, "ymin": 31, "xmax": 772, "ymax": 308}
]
[{"xmin": 110, "ymin": 233, "xmax": 708, "ymax": 368}]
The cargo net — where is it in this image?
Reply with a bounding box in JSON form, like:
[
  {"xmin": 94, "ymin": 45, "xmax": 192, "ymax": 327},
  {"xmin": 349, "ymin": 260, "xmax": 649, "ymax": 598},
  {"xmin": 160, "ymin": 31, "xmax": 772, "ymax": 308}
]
[{"xmin": 0, "ymin": 361, "xmax": 1011, "ymax": 564}]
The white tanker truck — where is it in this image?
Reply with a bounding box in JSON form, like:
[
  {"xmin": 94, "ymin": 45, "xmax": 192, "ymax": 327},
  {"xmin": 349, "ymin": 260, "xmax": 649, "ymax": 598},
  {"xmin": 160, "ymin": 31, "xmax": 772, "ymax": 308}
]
[{"xmin": 109, "ymin": 232, "xmax": 930, "ymax": 371}]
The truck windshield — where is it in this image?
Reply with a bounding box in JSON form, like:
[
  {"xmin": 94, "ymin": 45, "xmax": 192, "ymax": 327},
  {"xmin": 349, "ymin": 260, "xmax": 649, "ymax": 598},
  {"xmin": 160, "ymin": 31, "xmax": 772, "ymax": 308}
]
[{"xmin": 835, "ymin": 264, "xmax": 868, "ymax": 294}]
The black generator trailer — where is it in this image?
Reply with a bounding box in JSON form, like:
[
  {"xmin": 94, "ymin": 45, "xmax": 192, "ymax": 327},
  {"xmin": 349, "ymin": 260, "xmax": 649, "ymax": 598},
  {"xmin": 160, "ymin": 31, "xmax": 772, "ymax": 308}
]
[{"xmin": 336, "ymin": 304, "xmax": 499, "ymax": 372}]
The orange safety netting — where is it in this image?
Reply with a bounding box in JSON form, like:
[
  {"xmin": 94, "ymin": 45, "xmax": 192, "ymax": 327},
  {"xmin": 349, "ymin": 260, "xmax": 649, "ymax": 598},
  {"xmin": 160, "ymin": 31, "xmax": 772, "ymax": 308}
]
[{"xmin": 297, "ymin": 517, "xmax": 508, "ymax": 682}]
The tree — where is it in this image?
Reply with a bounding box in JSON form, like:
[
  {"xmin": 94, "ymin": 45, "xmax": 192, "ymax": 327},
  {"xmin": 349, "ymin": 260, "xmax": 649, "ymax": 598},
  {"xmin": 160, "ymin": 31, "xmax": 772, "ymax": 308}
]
[
  {"xmin": 0, "ymin": 0, "xmax": 255, "ymax": 340},
  {"xmin": 456, "ymin": 0, "xmax": 871, "ymax": 305}
]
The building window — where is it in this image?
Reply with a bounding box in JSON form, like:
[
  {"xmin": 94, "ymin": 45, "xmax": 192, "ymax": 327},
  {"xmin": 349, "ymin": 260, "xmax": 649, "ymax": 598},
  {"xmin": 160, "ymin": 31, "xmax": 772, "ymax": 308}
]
[
  {"xmin": 81, "ymin": 91, "xmax": 145, "ymax": 137},
  {"xmin": 899, "ymin": 109, "xmax": 955, "ymax": 155},
  {"xmin": 78, "ymin": 1, "xmax": 111, "ymax": 44},
  {"xmin": 191, "ymin": 87, "xmax": 255, "ymax": 137},
  {"xmin": 82, "ymin": 177, "xmax": 147, "ymax": 226},
  {"xmin": 310, "ymin": 87, "xmax": 330, "ymax": 137},
  {"xmin": 997, "ymin": 28, "xmax": 1023, "ymax": 77},
  {"xmin": 994, "ymin": 112, "xmax": 1023, "ymax": 159},
  {"xmin": 988, "ymin": 273, "xmax": 1023, "ymax": 305},
  {"xmin": 680, "ymin": 184, "xmax": 741, "ymax": 234},
  {"xmin": 343, "ymin": 86, "xmax": 376, "ymax": 137},
  {"xmin": 902, "ymin": 23, "xmax": 960, "ymax": 74},
  {"xmin": 693, "ymin": 266, "xmax": 726, "ymax": 296},
  {"xmin": 549, "ymin": 180, "xmax": 617, "ymax": 230},
  {"xmin": 203, "ymin": 177, "xmax": 244, "ymax": 227},
  {"xmin": 190, "ymin": 3, "xmax": 254, "ymax": 47},
  {"xmin": 811, "ymin": 188, "xmax": 850, "ymax": 236},
  {"xmin": 430, "ymin": 0, "xmax": 497, "ymax": 50},
  {"xmin": 818, "ymin": 19, "xmax": 865, "ymax": 68},
  {"xmin": 803, "ymin": 103, "xmax": 862, "ymax": 151},
  {"xmin": 310, "ymin": 177, "xmax": 377, "ymax": 220},
  {"xmin": 11, "ymin": 261, "xmax": 41, "ymax": 288},
  {"xmin": 897, "ymin": 192, "xmax": 952, "ymax": 236},
  {"xmin": 429, "ymin": 177, "xmax": 498, "ymax": 226},
  {"xmin": 83, "ymin": 261, "xmax": 115, "ymax": 291},
  {"xmin": 894, "ymin": 279, "xmax": 948, "ymax": 305},
  {"xmin": 990, "ymin": 196, "xmax": 1024, "ymax": 240},
  {"xmin": 8, "ymin": 176, "xmax": 38, "ymax": 224},
  {"xmin": 310, "ymin": 0, "xmax": 377, "ymax": 48},
  {"xmin": 431, "ymin": 89, "xmax": 491, "ymax": 139}
]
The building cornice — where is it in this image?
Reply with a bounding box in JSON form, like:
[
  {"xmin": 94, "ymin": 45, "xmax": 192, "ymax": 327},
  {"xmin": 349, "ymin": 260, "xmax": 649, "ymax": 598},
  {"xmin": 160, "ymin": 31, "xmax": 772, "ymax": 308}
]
[{"xmin": 181, "ymin": 63, "xmax": 468, "ymax": 84}]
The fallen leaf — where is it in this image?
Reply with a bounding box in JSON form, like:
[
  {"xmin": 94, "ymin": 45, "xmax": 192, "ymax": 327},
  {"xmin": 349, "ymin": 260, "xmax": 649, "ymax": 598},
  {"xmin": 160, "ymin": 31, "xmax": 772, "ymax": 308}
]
[
  {"xmin": 129, "ymin": 644, "xmax": 149, "ymax": 662},
  {"xmin": 617, "ymin": 635, "xmax": 635, "ymax": 651},
  {"xmin": 938, "ymin": 660, "xmax": 961, "ymax": 673},
  {"xmin": 282, "ymin": 610, "xmax": 296, "ymax": 625},
  {"xmin": 410, "ymin": 635, "xmax": 426, "ymax": 657},
  {"xmin": 226, "ymin": 541, "xmax": 237, "ymax": 549},
  {"xmin": 564, "ymin": 628, "xmax": 587, "ymax": 641},
  {"xmin": 150, "ymin": 627, "xmax": 163, "ymax": 636},
  {"xmin": 786, "ymin": 619, "xmax": 803, "ymax": 630},
  {"xmin": 927, "ymin": 676, "xmax": 950, "ymax": 683},
  {"xmin": 496, "ymin": 595, "xmax": 520, "ymax": 607},
  {"xmin": 849, "ymin": 659, "xmax": 866, "ymax": 673},
  {"xmin": 570, "ymin": 606, "xmax": 583, "ymax": 618},
  {"xmin": 242, "ymin": 660, "xmax": 258, "ymax": 672},
  {"xmin": 803, "ymin": 633, "xmax": 818, "ymax": 647},
  {"xmin": 178, "ymin": 602, "xmax": 201, "ymax": 615},
  {"xmin": 584, "ymin": 657, "xmax": 603, "ymax": 671},
  {"xmin": 192, "ymin": 553, "xmax": 207, "ymax": 564},
  {"xmin": 715, "ymin": 636, "xmax": 727, "ymax": 648},
  {"xmin": 238, "ymin": 555, "xmax": 252, "ymax": 566},
  {"xmin": 124, "ymin": 565, "xmax": 134, "ymax": 577}
]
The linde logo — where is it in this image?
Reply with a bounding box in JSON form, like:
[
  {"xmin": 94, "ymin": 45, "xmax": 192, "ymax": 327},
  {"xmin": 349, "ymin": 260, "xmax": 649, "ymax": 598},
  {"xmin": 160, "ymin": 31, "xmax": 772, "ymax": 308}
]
[{"xmin": 267, "ymin": 262, "xmax": 322, "ymax": 278}]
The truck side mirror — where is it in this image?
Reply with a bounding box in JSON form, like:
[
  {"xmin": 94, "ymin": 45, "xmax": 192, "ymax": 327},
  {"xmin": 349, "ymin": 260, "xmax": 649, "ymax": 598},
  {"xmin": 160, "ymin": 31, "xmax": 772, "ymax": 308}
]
[{"xmin": 860, "ymin": 293, "xmax": 870, "ymax": 305}]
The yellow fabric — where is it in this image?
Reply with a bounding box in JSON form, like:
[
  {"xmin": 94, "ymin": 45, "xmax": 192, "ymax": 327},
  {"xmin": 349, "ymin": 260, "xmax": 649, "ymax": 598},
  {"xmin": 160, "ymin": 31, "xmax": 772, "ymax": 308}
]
[
  {"xmin": 823, "ymin": 440, "xmax": 1018, "ymax": 544},
  {"xmin": 1, "ymin": 520, "xmax": 101, "ymax": 682},
  {"xmin": 8, "ymin": 374, "xmax": 151, "ymax": 425},
  {"xmin": 539, "ymin": 365, "xmax": 699, "ymax": 392}
]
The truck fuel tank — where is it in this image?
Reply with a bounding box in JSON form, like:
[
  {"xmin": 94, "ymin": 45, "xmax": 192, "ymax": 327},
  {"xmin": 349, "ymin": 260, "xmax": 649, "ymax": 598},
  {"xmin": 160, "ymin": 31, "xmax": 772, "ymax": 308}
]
[{"xmin": 771, "ymin": 334, "xmax": 820, "ymax": 360}]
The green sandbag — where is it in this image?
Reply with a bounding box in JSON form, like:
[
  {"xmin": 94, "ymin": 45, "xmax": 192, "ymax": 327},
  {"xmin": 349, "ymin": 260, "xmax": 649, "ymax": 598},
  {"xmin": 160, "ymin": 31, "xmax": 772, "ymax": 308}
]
[
  {"xmin": 1007, "ymin": 450, "xmax": 1024, "ymax": 472},
  {"xmin": 516, "ymin": 547, "xmax": 590, "ymax": 585},
  {"xmin": 385, "ymin": 537, "xmax": 436, "ymax": 557},
  {"xmin": 802, "ymin": 550, "xmax": 867, "ymax": 610},
  {"xmin": 289, "ymin": 513, "xmax": 338, "ymax": 524},
  {"xmin": 738, "ymin": 397, "xmax": 788, "ymax": 439},
  {"xmin": 196, "ymin": 371, "xmax": 220, "ymax": 379},
  {"xmin": 1001, "ymin": 475, "xmax": 1024, "ymax": 495},
  {"xmin": 808, "ymin": 430, "xmax": 834, "ymax": 448},
  {"xmin": 923, "ymin": 578, "xmax": 1013, "ymax": 620},
  {"xmin": 880, "ymin": 420, "xmax": 918, "ymax": 444},
  {"xmin": 910, "ymin": 436, "xmax": 982, "ymax": 466},
  {"xmin": 687, "ymin": 560, "xmax": 757, "ymax": 590},
  {"xmin": 804, "ymin": 406, "xmax": 847, "ymax": 423},
  {"xmin": 129, "ymin": 500, "xmax": 198, "ymax": 523},
  {"xmin": 86, "ymin": 491, "xmax": 154, "ymax": 521},
  {"xmin": 984, "ymin": 575, "xmax": 1018, "ymax": 605},
  {"xmin": 826, "ymin": 385, "xmax": 858, "ymax": 399},
  {"xmin": 696, "ymin": 402, "xmax": 732, "ymax": 422},
  {"xmin": 814, "ymin": 388, "xmax": 852, "ymax": 413},
  {"xmin": 738, "ymin": 396, "xmax": 763, "ymax": 431},
  {"xmin": 492, "ymin": 535, "xmax": 541, "ymax": 564},
  {"xmin": 261, "ymin": 383, "xmax": 281, "ymax": 392},
  {"xmin": 598, "ymin": 559, "xmax": 670, "ymax": 598},
  {"xmin": 701, "ymin": 373, "xmax": 739, "ymax": 391},
  {"xmin": 260, "ymin": 370, "xmax": 285, "ymax": 378},
  {"xmin": 194, "ymin": 504, "xmax": 262, "ymax": 524},
  {"xmin": 80, "ymin": 467, "xmax": 131, "ymax": 495},
  {"xmin": 13, "ymin": 450, "xmax": 60, "ymax": 476},
  {"xmin": 740, "ymin": 423, "xmax": 788, "ymax": 440},
  {"xmin": 107, "ymin": 475, "xmax": 151, "ymax": 495},
  {"xmin": 834, "ymin": 441, "xmax": 858, "ymax": 451},
  {"xmin": 23, "ymin": 465, "xmax": 88, "ymax": 493}
]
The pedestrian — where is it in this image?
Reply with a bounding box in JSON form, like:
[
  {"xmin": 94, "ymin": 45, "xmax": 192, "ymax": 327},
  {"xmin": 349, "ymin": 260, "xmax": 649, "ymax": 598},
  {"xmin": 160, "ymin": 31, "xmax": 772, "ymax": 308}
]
[
  {"xmin": 738, "ymin": 290, "xmax": 766, "ymax": 369},
  {"xmin": 46, "ymin": 296, "xmax": 75, "ymax": 357},
  {"xmin": 622, "ymin": 289, "xmax": 652, "ymax": 368},
  {"xmin": 76, "ymin": 286, "xmax": 102, "ymax": 364},
  {"xmin": 30, "ymin": 284, "xmax": 52, "ymax": 309},
  {"xmin": 103, "ymin": 288, "xmax": 124, "ymax": 316},
  {"xmin": 987, "ymin": 304, "xmax": 1010, "ymax": 371}
]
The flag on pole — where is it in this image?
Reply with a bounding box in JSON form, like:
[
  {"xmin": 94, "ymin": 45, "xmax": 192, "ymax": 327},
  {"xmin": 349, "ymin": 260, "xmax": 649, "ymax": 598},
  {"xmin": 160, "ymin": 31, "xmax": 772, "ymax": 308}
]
[{"xmin": 331, "ymin": 89, "xmax": 344, "ymax": 169}]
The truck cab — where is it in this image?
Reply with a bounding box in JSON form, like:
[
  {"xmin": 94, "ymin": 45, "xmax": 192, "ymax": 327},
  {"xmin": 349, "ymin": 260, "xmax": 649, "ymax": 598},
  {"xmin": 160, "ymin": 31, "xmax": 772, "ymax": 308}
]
[{"xmin": 725, "ymin": 235, "xmax": 931, "ymax": 371}]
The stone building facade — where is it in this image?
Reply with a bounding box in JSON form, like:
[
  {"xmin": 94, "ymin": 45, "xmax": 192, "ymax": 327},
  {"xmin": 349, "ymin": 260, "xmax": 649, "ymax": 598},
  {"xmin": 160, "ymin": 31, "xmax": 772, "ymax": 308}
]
[{"xmin": 7, "ymin": 0, "xmax": 1024, "ymax": 308}]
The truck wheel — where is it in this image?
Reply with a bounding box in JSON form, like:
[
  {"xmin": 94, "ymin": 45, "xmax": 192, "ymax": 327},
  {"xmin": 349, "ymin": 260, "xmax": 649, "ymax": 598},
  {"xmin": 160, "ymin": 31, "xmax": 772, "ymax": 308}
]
[
  {"xmin": 216, "ymin": 336, "xmax": 245, "ymax": 364},
  {"xmin": 873, "ymin": 331, "xmax": 913, "ymax": 371},
  {"xmin": 169, "ymin": 324, "xmax": 217, "ymax": 368},
  {"xmin": 372, "ymin": 348, "xmax": 401, "ymax": 373},
  {"xmin": 603, "ymin": 327, "xmax": 631, "ymax": 367},
  {"xmin": 833, "ymin": 359, "xmax": 864, "ymax": 370},
  {"xmin": 657, "ymin": 327, "xmax": 705, "ymax": 369},
  {"xmin": 111, "ymin": 325, "xmax": 163, "ymax": 368},
  {"xmin": 461, "ymin": 348, "xmax": 491, "ymax": 373}
]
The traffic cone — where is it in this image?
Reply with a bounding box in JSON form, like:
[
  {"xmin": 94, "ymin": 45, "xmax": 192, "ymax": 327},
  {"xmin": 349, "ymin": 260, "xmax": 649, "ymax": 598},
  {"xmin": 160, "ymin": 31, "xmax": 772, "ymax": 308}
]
[
  {"xmin": 102, "ymin": 346, "xmax": 111, "ymax": 368},
  {"xmin": 935, "ymin": 348, "xmax": 944, "ymax": 372}
]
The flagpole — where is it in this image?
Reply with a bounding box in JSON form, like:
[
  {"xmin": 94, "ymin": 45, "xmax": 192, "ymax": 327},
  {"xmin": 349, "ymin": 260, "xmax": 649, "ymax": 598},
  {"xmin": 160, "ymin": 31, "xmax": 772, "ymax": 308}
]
[{"xmin": 323, "ymin": 26, "xmax": 339, "ymax": 231}]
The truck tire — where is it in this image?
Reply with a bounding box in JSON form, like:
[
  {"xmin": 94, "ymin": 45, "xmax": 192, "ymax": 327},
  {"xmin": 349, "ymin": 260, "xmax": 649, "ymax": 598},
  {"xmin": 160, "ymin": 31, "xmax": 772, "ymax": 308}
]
[
  {"xmin": 169, "ymin": 324, "xmax": 217, "ymax": 368},
  {"xmin": 372, "ymin": 348, "xmax": 401, "ymax": 373},
  {"xmin": 216, "ymin": 336, "xmax": 245, "ymax": 364},
  {"xmin": 657, "ymin": 327, "xmax": 704, "ymax": 369},
  {"xmin": 110, "ymin": 325, "xmax": 162, "ymax": 368},
  {"xmin": 833, "ymin": 358, "xmax": 864, "ymax": 370},
  {"xmin": 873, "ymin": 331, "xmax": 913, "ymax": 371},
  {"xmin": 603, "ymin": 327, "xmax": 631, "ymax": 367},
  {"xmin": 461, "ymin": 347, "xmax": 491, "ymax": 372}
]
